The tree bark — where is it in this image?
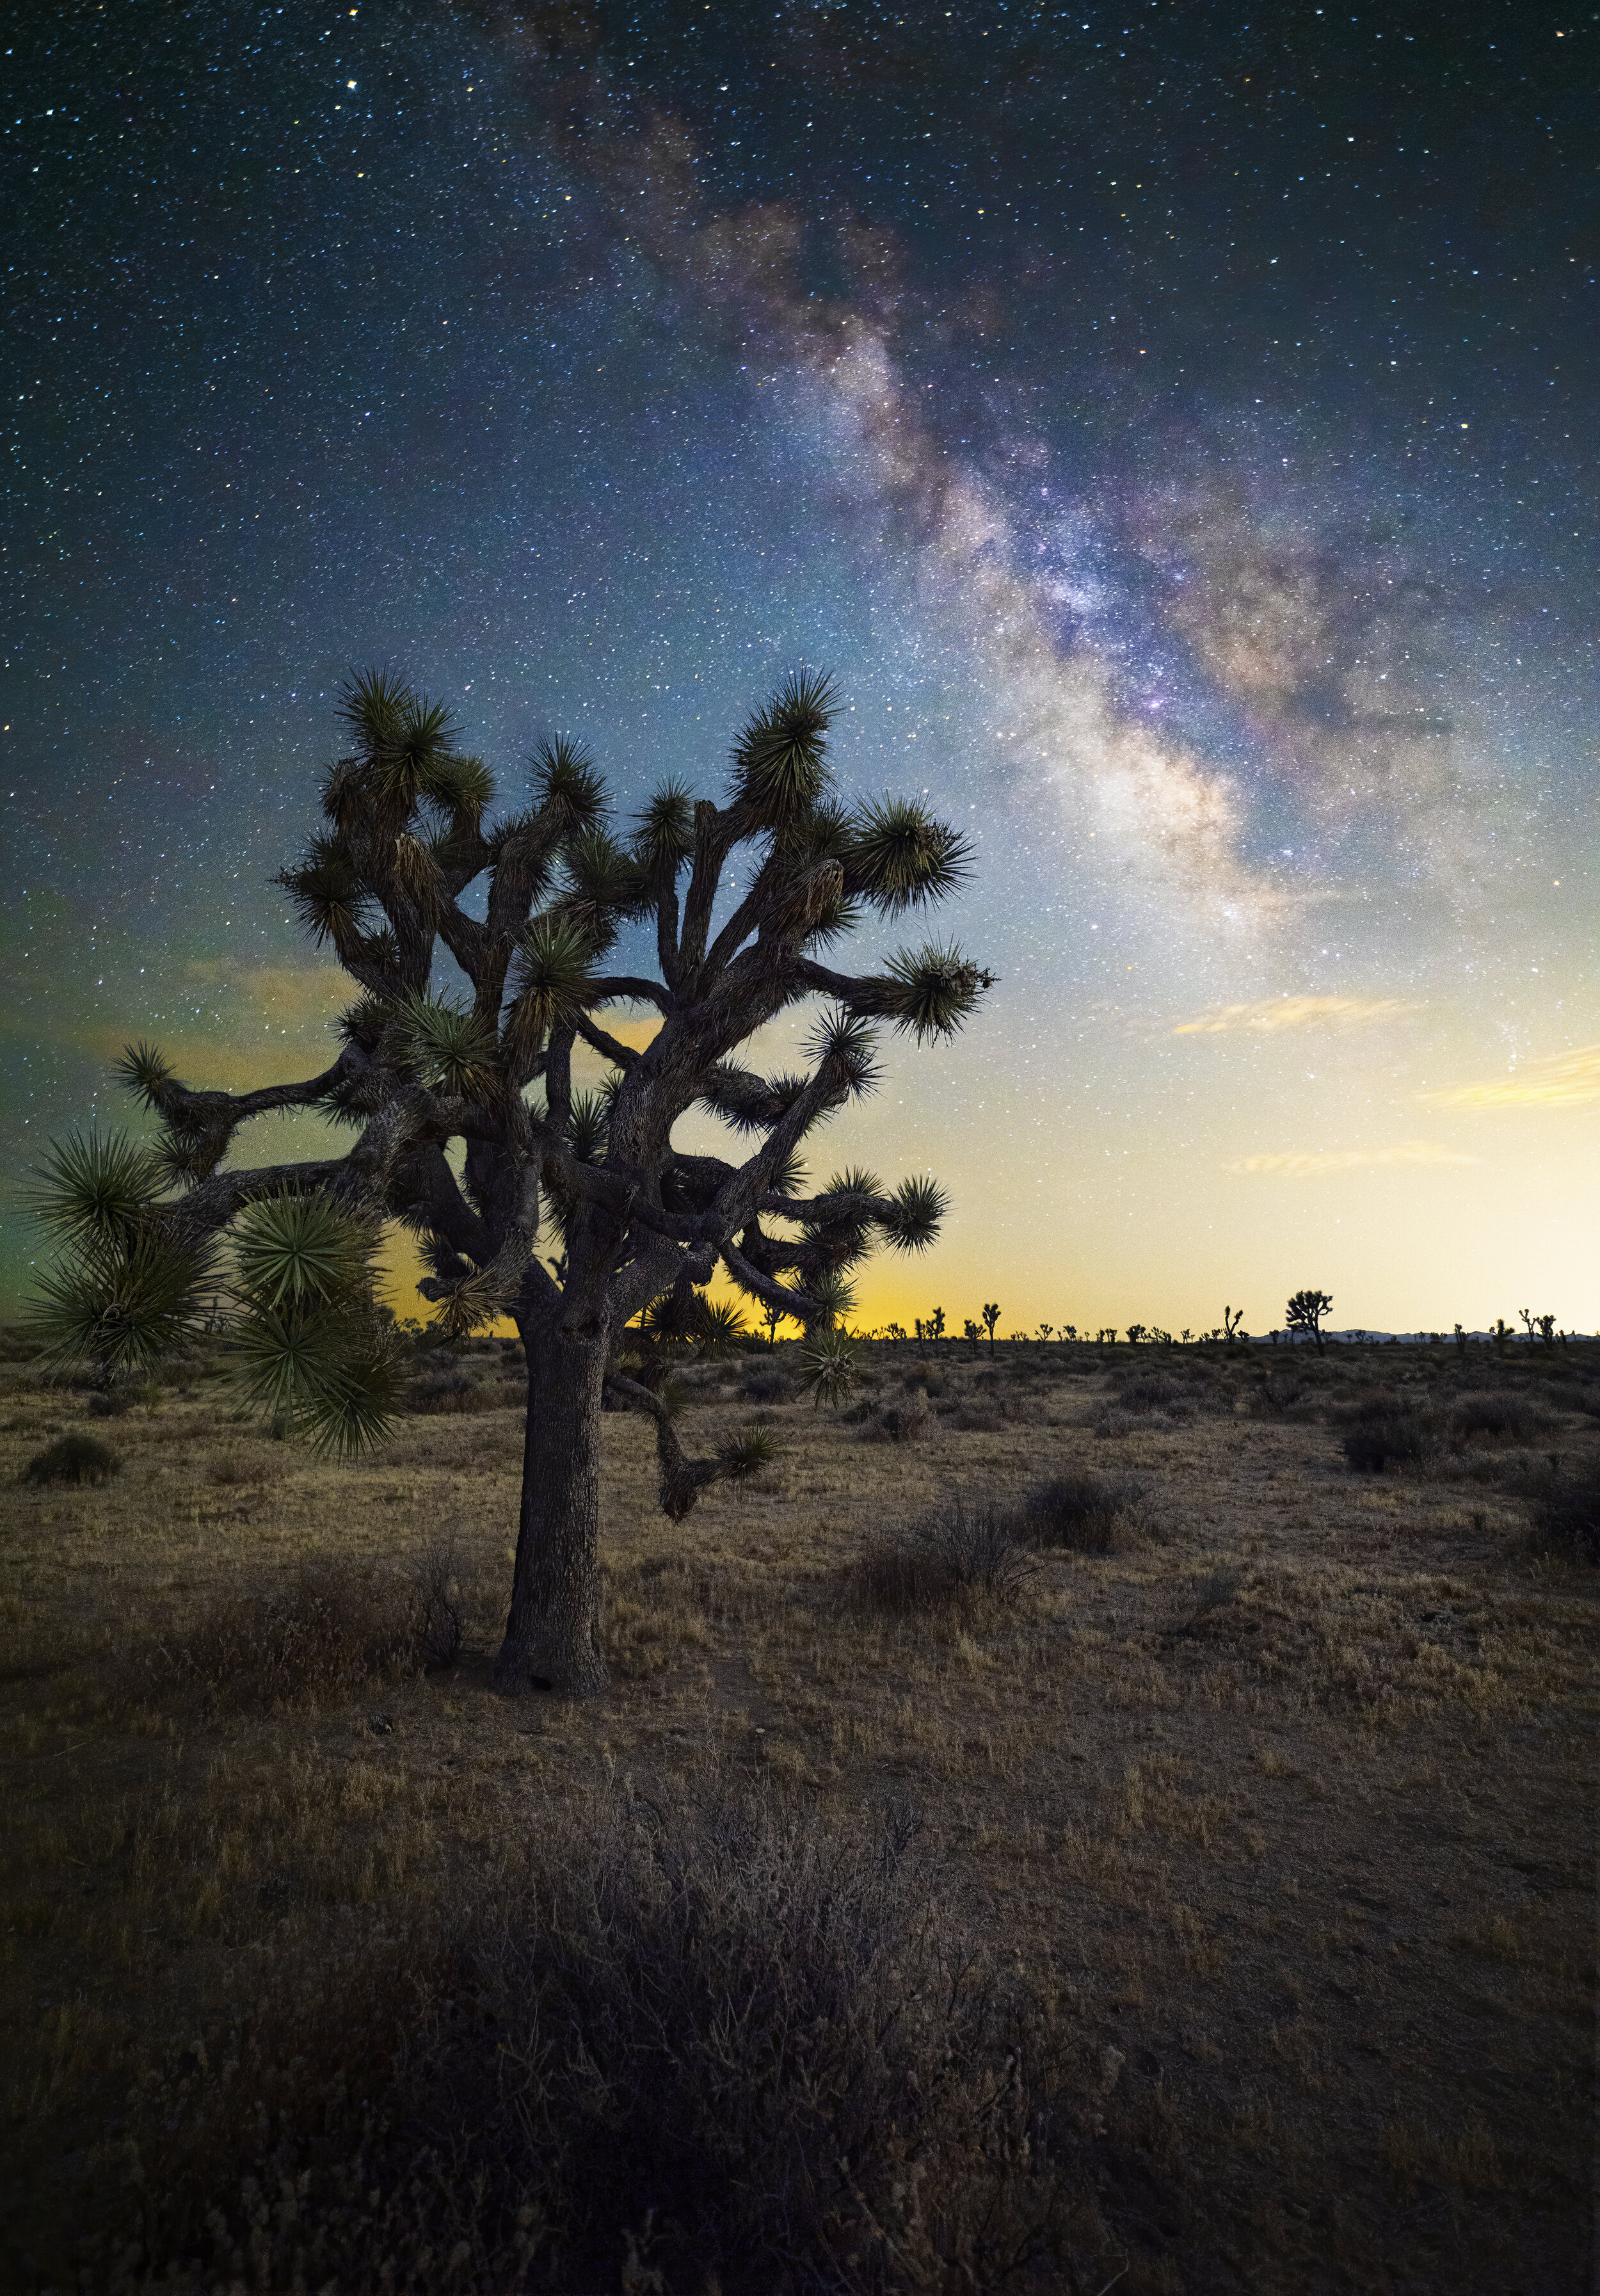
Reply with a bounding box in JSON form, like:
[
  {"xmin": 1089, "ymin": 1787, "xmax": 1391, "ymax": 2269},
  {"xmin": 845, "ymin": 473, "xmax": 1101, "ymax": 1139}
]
[{"xmin": 492, "ymin": 1323, "xmax": 610, "ymax": 1696}]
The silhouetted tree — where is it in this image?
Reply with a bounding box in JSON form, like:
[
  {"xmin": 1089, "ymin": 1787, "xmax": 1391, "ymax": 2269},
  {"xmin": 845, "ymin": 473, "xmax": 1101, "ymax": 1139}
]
[
  {"xmin": 1284, "ymin": 1288, "xmax": 1334, "ymax": 1351},
  {"xmin": 29, "ymin": 670, "xmax": 991, "ymax": 1694},
  {"xmin": 981, "ymin": 1301, "xmax": 1000, "ymax": 1358}
]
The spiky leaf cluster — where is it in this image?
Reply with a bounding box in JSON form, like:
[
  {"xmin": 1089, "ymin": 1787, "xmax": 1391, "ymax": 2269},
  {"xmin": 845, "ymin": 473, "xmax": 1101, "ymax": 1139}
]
[{"xmin": 230, "ymin": 1195, "xmax": 399, "ymax": 1456}]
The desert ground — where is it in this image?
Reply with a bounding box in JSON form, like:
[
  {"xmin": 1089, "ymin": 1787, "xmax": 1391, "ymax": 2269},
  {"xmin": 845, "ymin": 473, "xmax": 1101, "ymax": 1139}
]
[{"xmin": 0, "ymin": 1329, "xmax": 1594, "ymax": 2293}]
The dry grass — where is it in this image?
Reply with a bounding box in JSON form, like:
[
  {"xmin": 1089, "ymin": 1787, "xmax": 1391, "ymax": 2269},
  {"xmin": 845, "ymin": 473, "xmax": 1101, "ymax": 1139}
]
[{"xmin": 0, "ymin": 1333, "xmax": 1594, "ymax": 2292}]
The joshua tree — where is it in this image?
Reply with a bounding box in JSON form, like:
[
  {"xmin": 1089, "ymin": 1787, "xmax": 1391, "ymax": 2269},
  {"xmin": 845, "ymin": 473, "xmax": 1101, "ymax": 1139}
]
[
  {"xmin": 1284, "ymin": 1288, "xmax": 1334, "ymax": 1351},
  {"xmin": 30, "ymin": 669, "xmax": 991, "ymax": 1694},
  {"xmin": 1221, "ymin": 1305, "xmax": 1245, "ymax": 1344},
  {"xmin": 963, "ymin": 1317, "xmax": 981, "ymax": 1359},
  {"xmin": 980, "ymin": 1302, "xmax": 1000, "ymax": 1358}
]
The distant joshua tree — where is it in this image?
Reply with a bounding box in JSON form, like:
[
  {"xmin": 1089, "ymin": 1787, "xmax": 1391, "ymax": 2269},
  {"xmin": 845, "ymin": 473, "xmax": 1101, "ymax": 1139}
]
[
  {"xmin": 28, "ymin": 669, "xmax": 990, "ymax": 1695},
  {"xmin": 1222, "ymin": 1305, "xmax": 1245, "ymax": 1344},
  {"xmin": 963, "ymin": 1317, "xmax": 981, "ymax": 1359},
  {"xmin": 1125, "ymin": 1323, "xmax": 1148, "ymax": 1347},
  {"xmin": 981, "ymin": 1302, "xmax": 1000, "ymax": 1358},
  {"xmin": 1284, "ymin": 1288, "xmax": 1334, "ymax": 1351}
]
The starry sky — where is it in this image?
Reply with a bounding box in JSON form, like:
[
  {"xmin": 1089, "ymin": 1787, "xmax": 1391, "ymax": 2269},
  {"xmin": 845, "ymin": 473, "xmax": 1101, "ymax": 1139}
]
[{"xmin": 3, "ymin": 0, "xmax": 1594, "ymax": 1336}]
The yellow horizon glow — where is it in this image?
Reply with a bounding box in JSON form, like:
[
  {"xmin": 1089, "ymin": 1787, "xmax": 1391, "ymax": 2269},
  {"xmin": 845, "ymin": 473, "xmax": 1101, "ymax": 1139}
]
[
  {"xmin": 1227, "ymin": 1139, "xmax": 1478, "ymax": 1178},
  {"xmin": 1423, "ymin": 1043, "xmax": 1600, "ymax": 1109},
  {"xmin": 1174, "ymin": 994, "xmax": 1421, "ymax": 1034}
]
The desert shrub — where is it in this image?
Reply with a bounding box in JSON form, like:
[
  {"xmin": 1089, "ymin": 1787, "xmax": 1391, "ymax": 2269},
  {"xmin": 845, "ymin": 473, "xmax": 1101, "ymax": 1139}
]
[
  {"xmin": 1524, "ymin": 1468, "xmax": 1600, "ymax": 1565},
  {"xmin": 1112, "ymin": 1372, "xmax": 1181, "ymax": 1413},
  {"xmin": 863, "ymin": 1400, "xmax": 932, "ymax": 1443},
  {"xmin": 905, "ymin": 1362, "xmax": 949, "ymax": 1398},
  {"xmin": 85, "ymin": 1385, "xmax": 134, "ymax": 1418},
  {"xmin": 1340, "ymin": 1401, "xmax": 1445, "ymax": 1473},
  {"xmin": 406, "ymin": 1536, "xmax": 468, "ymax": 1668},
  {"xmin": 110, "ymin": 1794, "xmax": 1092, "ymax": 2295},
  {"xmin": 206, "ymin": 1448, "xmax": 289, "ymax": 1486},
  {"xmin": 1245, "ymin": 1370, "xmax": 1312, "ymax": 1419},
  {"xmin": 849, "ymin": 1498, "xmax": 1032, "ymax": 1613},
  {"xmin": 22, "ymin": 1431, "xmax": 121, "ymax": 1486},
  {"xmin": 407, "ymin": 1365, "xmax": 500, "ymax": 1416},
  {"xmin": 739, "ymin": 1363, "xmax": 797, "ymax": 1404},
  {"xmin": 950, "ymin": 1400, "xmax": 1014, "ymax": 1432},
  {"xmin": 145, "ymin": 1562, "xmax": 428, "ymax": 1709},
  {"xmin": 1021, "ymin": 1470, "xmax": 1151, "ymax": 1553},
  {"xmin": 1451, "ymin": 1393, "xmax": 1544, "ymax": 1444}
]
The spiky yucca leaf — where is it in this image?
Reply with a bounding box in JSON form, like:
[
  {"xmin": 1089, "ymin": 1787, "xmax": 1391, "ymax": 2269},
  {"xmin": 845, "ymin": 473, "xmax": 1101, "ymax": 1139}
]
[
  {"xmin": 730, "ymin": 668, "xmax": 838, "ymax": 824},
  {"xmin": 231, "ymin": 1303, "xmax": 401, "ymax": 1459},
  {"xmin": 430, "ymin": 1263, "xmax": 510, "ymax": 1342},
  {"xmin": 699, "ymin": 1064, "xmax": 811, "ymax": 1136},
  {"xmin": 32, "ymin": 1130, "xmax": 163, "ymax": 1245},
  {"xmin": 805, "ymin": 1266, "xmax": 859, "ymax": 1326},
  {"xmin": 799, "ymin": 1329, "xmax": 858, "ymax": 1409},
  {"xmin": 801, "ymin": 881, "xmax": 863, "ymax": 950},
  {"xmin": 883, "ymin": 940, "xmax": 989, "ymax": 1041},
  {"xmin": 566, "ymin": 1088, "xmax": 609, "ymax": 1164},
  {"xmin": 115, "ymin": 1041, "xmax": 177, "ymax": 1110},
  {"xmin": 847, "ymin": 797, "xmax": 973, "ymax": 915},
  {"xmin": 426, "ymin": 752, "xmax": 494, "ymax": 819},
  {"xmin": 804, "ymin": 1008, "xmax": 881, "ymax": 1100},
  {"xmin": 764, "ymin": 1145, "xmax": 808, "ymax": 1198},
  {"xmin": 319, "ymin": 1070, "xmax": 391, "ymax": 1129},
  {"xmin": 338, "ymin": 668, "xmax": 411, "ymax": 759},
  {"xmin": 276, "ymin": 835, "xmax": 369, "ymax": 951},
  {"xmin": 632, "ymin": 776, "xmax": 694, "ymax": 871},
  {"xmin": 150, "ymin": 1129, "xmax": 221, "ymax": 1189},
  {"xmin": 717, "ymin": 1425, "xmax": 778, "ymax": 1479},
  {"xmin": 641, "ymin": 1287, "xmax": 740, "ymax": 1351},
  {"xmin": 557, "ymin": 824, "xmax": 648, "ymax": 940},
  {"xmin": 353, "ymin": 926, "xmax": 403, "ymax": 979},
  {"xmin": 505, "ymin": 917, "xmax": 599, "ymax": 1061},
  {"xmin": 698, "ymin": 1297, "xmax": 748, "ymax": 1353},
  {"xmin": 28, "ymin": 1226, "xmax": 216, "ymax": 1372},
  {"xmin": 532, "ymin": 735, "xmax": 606, "ymax": 826},
  {"xmin": 233, "ymin": 1192, "xmax": 378, "ymax": 1315},
  {"xmin": 335, "ymin": 993, "xmax": 396, "ymax": 1052},
  {"xmin": 392, "ymin": 991, "xmax": 500, "ymax": 1100},
  {"xmin": 368, "ymin": 694, "xmax": 460, "ymax": 810},
  {"xmin": 821, "ymin": 1166, "xmax": 886, "ymax": 1206},
  {"xmin": 879, "ymin": 1173, "xmax": 948, "ymax": 1253}
]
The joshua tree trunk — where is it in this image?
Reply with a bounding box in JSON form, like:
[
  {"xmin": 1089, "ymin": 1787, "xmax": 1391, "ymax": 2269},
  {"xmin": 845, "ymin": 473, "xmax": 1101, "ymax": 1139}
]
[{"xmin": 493, "ymin": 1323, "xmax": 611, "ymax": 1696}]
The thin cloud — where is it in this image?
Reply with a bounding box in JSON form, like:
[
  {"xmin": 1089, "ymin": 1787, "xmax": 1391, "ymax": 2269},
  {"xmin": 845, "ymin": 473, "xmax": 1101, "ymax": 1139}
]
[
  {"xmin": 1176, "ymin": 994, "xmax": 1420, "ymax": 1036},
  {"xmin": 1229, "ymin": 1139, "xmax": 1476, "ymax": 1178},
  {"xmin": 1423, "ymin": 1044, "xmax": 1600, "ymax": 1111}
]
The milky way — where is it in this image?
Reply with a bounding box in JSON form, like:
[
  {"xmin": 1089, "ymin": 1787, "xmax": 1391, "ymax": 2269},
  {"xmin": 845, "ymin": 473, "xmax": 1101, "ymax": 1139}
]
[{"xmin": 3, "ymin": 0, "xmax": 1593, "ymax": 1331}]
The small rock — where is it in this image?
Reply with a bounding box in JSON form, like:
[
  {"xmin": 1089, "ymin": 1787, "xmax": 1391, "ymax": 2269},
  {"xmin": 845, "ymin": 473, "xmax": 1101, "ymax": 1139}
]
[{"xmin": 367, "ymin": 1712, "xmax": 395, "ymax": 1735}]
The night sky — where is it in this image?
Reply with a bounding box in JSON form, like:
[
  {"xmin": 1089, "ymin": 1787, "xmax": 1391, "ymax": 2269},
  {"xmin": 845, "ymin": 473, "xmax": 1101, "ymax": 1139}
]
[{"xmin": 3, "ymin": 0, "xmax": 1594, "ymax": 1334}]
